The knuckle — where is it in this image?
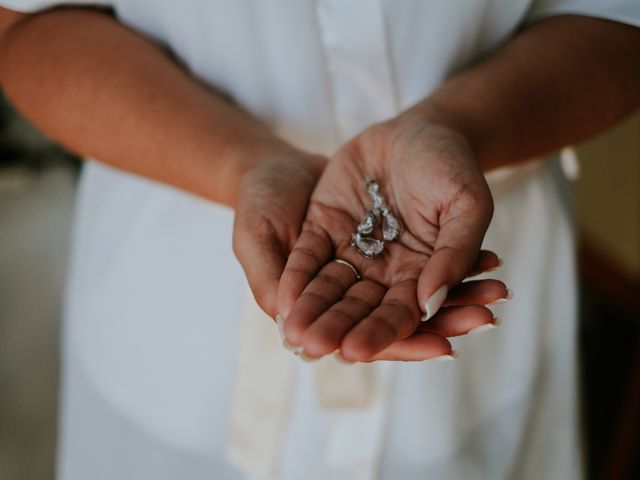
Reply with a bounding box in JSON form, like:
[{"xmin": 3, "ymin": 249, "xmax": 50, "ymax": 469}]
[
  {"xmin": 342, "ymin": 294, "xmax": 376, "ymax": 313},
  {"xmin": 300, "ymin": 291, "xmax": 332, "ymax": 310},
  {"xmin": 290, "ymin": 245, "xmax": 319, "ymax": 261}
]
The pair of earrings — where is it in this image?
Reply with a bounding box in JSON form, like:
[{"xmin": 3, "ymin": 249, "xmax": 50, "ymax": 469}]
[{"xmin": 351, "ymin": 179, "xmax": 401, "ymax": 259}]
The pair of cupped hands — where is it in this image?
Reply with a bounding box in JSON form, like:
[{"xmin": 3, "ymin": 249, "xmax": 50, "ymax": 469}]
[{"xmin": 233, "ymin": 111, "xmax": 508, "ymax": 363}]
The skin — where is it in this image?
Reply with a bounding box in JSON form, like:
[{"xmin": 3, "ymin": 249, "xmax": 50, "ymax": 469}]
[
  {"xmin": 0, "ymin": 8, "xmax": 639, "ymax": 362},
  {"xmin": 278, "ymin": 15, "xmax": 640, "ymax": 361},
  {"xmin": 0, "ymin": 6, "xmax": 505, "ymax": 361},
  {"xmin": 278, "ymin": 122, "xmax": 495, "ymax": 361}
]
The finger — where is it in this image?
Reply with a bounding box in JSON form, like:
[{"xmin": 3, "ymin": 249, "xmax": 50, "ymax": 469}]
[
  {"xmin": 468, "ymin": 250, "xmax": 502, "ymax": 277},
  {"xmin": 232, "ymin": 221, "xmax": 286, "ymax": 318},
  {"xmin": 442, "ymin": 279, "xmax": 510, "ymax": 307},
  {"xmin": 361, "ymin": 331, "xmax": 453, "ymax": 362},
  {"xmin": 340, "ymin": 305, "xmax": 499, "ymax": 363},
  {"xmin": 340, "ymin": 280, "xmax": 421, "ymax": 362},
  {"xmin": 419, "ymin": 305, "xmax": 497, "ymax": 337},
  {"xmin": 277, "ymin": 224, "xmax": 333, "ymax": 319},
  {"xmin": 300, "ymin": 280, "xmax": 386, "ymax": 359},
  {"xmin": 282, "ymin": 259, "xmax": 359, "ymax": 345},
  {"xmin": 417, "ymin": 204, "xmax": 492, "ymax": 320}
]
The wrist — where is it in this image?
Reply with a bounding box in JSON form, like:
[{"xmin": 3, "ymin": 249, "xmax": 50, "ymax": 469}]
[
  {"xmin": 402, "ymin": 97, "xmax": 478, "ymax": 146},
  {"xmin": 218, "ymin": 132, "xmax": 324, "ymax": 209},
  {"xmin": 389, "ymin": 99, "xmax": 484, "ymax": 173},
  {"xmin": 214, "ymin": 134, "xmax": 294, "ymax": 207}
]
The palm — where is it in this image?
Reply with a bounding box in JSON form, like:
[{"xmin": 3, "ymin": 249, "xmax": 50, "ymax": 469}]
[
  {"xmin": 233, "ymin": 153, "xmax": 326, "ymax": 317},
  {"xmin": 277, "ymin": 121, "xmax": 500, "ymax": 362}
]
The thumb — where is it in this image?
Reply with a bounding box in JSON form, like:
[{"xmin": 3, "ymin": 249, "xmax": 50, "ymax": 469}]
[
  {"xmin": 417, "ymin": 197, "xmax": 493, "ymax": 320},
  {"xmin": 232, "ymin": 220, "xmax": 288, "ymax": 319}
]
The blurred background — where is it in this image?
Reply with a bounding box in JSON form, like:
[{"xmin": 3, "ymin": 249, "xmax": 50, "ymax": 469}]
[{"xmin": 0, "ymin": 95, "xmax": 638, "ymax": 480}]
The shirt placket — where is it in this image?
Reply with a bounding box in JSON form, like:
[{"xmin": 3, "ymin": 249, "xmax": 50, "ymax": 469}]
[
  {"xmin": 316, "ymin": 0, "xmax": 399, "ymax": 142},
  {"xmin": 314, "ymin": 1, "xmax": 397, "ymax": 478}
]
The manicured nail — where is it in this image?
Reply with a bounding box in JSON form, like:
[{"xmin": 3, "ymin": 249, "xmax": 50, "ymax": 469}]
[
  {"xmin": 275, "ymin": 314, "xmax": 286, "ymax": 341},
  {"xmin": 469, "ymin": 323, "xmax": 496, "ymax": 335},
  {"xmin": 486, "ymin": 257, "xmax": 504, "ymax": 272},
  {"xmin": 277, "ymin": 314, "xmax": 303, "ymax": 354},
  {"xmin": 487, "ymin": 298, "xmax": 507, "ymax": 305},
  {"xmin": 335, "ymin": 351, "xmax": 355, "ymax": 365},
  {"xmin": 300, "ymin": 351, "xmax": 318, "ymax": 362},
  {"xmin": 487, "ymin": 288, "xmax": 513, "ymax": 306},
  {"xmin": 282, "ymin": 338, "xmax": 303, "ymax": 355},
  {"xmin": 423, "ymin": 285, "xmax": 448, "ymax": 321},
  {"xmin": 432, "ymin": 350, "xmax": 460, "ymax": 362}
]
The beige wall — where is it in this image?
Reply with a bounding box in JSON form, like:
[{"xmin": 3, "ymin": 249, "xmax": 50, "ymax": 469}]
[{"xmin": 574, "ymin": 110, "xmax": 640, "ymax": 279}]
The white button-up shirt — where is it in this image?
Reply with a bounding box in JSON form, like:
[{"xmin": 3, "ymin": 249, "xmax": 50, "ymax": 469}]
[{"xmin": 2, "ymin": 1, "xmax": 639, "ymax": 479}]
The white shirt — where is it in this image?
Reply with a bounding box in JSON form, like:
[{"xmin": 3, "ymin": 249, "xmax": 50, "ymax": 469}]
[{"xmin": 3, "ymin": 1, "xmax": 639, "ymax": 479}]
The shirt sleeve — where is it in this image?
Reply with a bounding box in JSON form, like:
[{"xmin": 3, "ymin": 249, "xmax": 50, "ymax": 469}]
[
  {"xmin": 0, "ymin": 1, "xmax": 111, "ymax": 13},
  {"xmin": 527, "ymin": 0, "xmax": 640, "ymax": 28}
]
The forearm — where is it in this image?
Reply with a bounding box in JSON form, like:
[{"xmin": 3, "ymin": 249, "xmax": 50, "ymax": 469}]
[
  {"xmin": 409, "ymin": 15, "xmax": 640, "ymax": 171},
  {"xmin": 0, "ymin": 7, "xmax": 294, "ymax": 206}
]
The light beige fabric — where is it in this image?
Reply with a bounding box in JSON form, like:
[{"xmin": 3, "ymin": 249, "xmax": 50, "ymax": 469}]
[
  {"xmin": 228, "ymin": 293, "xmax": 380, "ymax": 478},
  {"xmin": 226, "ymin": 295, "xmax": 295, "ymax": 477}
]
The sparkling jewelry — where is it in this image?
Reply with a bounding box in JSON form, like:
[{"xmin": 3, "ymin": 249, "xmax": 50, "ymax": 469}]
[
  {"xmin": 332, "ymin": 258, "xmax": 361, "ymax": 281},
  {"xmin": 351, "ymin": 232, "xmax": 384, "ymax": 259},
  {"xmin": 351, "ymin": 179, "xmax": 401, "ymax": 259}
]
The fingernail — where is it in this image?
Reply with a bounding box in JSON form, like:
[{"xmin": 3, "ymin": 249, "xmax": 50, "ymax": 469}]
[
  {"xmin": 277, "ymin": 314, "xmax": 303, "ymax": 355},
  {"xmin": 335, "ymin": 351, "xmax": 355, "ymax": 365},
  {"xmin": 423, "ymin": 285, "xmax": 448, "ymax": 321},
  {"xmin": 432, "ymin": 350, "xmax": 460, "ymax": 362},
  {"xmin": 283, "ymin": 338, "xmax": 303, "ymax": 355},
  {"xmin": 300, "ymin": 351, "xmax": 318, "ymax": 362},
  {"xmin": 275, "ymin": 314, "xmax": 285, "ymax": 341},
  {"xmin": 487, "ymin": 257, "xmax": 504, "ymax": 272},
  {"xmin": 486, "ymin": 288, "xmax": 513, "ymax": 306},
  {"xmin": 469, "ymin": 323, "xmax": 496, "ymax": 335}
]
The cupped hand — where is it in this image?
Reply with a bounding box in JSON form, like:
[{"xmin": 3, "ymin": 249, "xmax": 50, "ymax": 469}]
[
  {"xmin": 277, "ymin": 116, "xmax": 501, "ymax": 362},
  {"xmin": 233, "ymin": 150, "xmax": 327, "ymax": 317}
]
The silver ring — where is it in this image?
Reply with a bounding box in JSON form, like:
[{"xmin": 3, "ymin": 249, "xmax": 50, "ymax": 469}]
[{"xmin": 332, "ymin": 259, "xmax": 361, "ymax": 281}]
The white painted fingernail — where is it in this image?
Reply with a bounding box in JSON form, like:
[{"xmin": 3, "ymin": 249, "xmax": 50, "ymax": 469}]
[
  {"xmin": 432, "ymin": 350, "xmax": 460, "ymax": 362},
  {"xmin": 335, "ymin": 352, "xmax": 355, "ymax": 365},
  {"xmin": 469, "ymin": 323, "xmax": 497, "ymax": 335},
  {"xmin": 492, "ymin": 257, "xmax": 505, "ymax": 270},
  {"xmin": 487, "ymin": 298, "xmax": 506, "ymax": 305},
  {"xmin": 276, "ymin": 316, "xmax": 303, "ymax": 354},
  {"xmin": 275, "ymin": 314, "xmax": 286, "ymax": 340},
  {"xmin": 300, "ymin": 351, "xmax": 317, "ymax": 362},
  {"xmin": 423, "ymin": 285, "xmax": 448, "ymax": 321},
  {"xmin": 283, "ymin": 338, "xmax": 303, "ymax": 355},
  {"xmin": 487, "ymin": 288, "xmax": 513, "ymax": 305}
]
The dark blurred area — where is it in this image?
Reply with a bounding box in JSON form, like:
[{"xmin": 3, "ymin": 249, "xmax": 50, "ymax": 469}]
[
  {"xmin": 0, "ymin": 95, "xmax": 638, "ymax": 480},
  {"xmin": 0, "ymin": 96, "xmax": 79, "ymax": 170},
  {"xmin": 0, "ymin": 95, "xmax": 77, "ymax": 480}
]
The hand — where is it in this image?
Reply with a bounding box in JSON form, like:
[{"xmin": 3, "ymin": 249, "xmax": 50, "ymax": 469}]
[
  {"xmin": 277, "ymin": 116, "xmax": 502, "ymax": 362},
  {"xmin": 233, "ymin": 150, "xmax": 327, "ymax": 317}
]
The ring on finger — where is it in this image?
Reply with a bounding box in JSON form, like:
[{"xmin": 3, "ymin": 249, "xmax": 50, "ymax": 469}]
[{"xmin": 332, "ymin": 258, "xmax": 361, "ymax": 281}]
